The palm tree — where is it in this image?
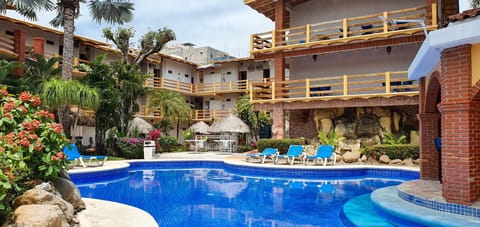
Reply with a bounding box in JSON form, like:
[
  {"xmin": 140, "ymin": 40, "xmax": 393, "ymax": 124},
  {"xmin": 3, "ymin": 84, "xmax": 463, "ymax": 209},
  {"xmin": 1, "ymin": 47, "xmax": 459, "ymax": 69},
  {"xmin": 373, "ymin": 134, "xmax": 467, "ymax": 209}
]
[
  {"xmin": 473, "ymin": 0, "xmax": 480, "ymax": 8},
  {"xmin": 49, "ymin": 0, "xmax": 134, "ymax": 80},
  {"xmin": 0, "ymin": 0, "xmax": 55, "ymax": 20},
  {"xmin": 41, "ymin": 79, "xmax": 100, "ymax": 138},
  {"xmin": 147, "ymin": 89, "xmax": 192, "ymax": 136}
]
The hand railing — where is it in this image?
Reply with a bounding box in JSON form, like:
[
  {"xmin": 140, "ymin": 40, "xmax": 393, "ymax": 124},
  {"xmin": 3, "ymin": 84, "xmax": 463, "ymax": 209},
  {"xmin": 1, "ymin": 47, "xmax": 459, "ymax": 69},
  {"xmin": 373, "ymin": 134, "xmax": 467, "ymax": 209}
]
[
  {"xmin": 250, "ymin": 71, "xmax": 418, "ymax": 102},
  {"xmin": 0, "ymin": 34, "xmax": 15, "ymax": 56},
  {"xmin": 250, "ymin": 4, "xmax": 437, "ymax": 53}
]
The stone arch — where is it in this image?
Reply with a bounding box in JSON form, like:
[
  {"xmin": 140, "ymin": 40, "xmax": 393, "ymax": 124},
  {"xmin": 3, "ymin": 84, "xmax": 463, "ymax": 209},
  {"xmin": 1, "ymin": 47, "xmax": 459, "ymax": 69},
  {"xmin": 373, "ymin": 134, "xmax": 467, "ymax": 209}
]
[
  {"xmin": 471, "ymin": 80, "xmax": 480, "ymax": 101},
  {"xmin": 419, "ymin": 71, "xmax": 442, "ymax": 181},
  {"xmin": 424, "ymin": 71, "xmax": 441, "ymax": 113}
]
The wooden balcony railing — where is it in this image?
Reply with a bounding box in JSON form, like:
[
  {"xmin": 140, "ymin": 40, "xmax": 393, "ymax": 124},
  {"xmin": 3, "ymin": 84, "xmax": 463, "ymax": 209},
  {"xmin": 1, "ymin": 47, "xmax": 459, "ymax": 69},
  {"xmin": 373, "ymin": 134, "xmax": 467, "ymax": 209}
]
[
  {"xmin": 251, "ymin": 4, "xmax": 437, "ymax": 54},
  {"xmin": 144, "ymin": 78, "xmax": 252, "ymax": 96},
  {"xmin": 43, "ymin": 53, "xmax": 91, "ymax": 77},
  {"xmin": 193, "ymin": 109, "xmax": 230, "ymax": 121},
  {"xmin": 249, "ymin": 71, "xmax": 418, "ymax": 103},
  {"xmin": 136, "ymin": 107, "xmax": 229, "ymax": 122},
  {"xmin": 0, "ymin": 34, "xmax": 17, "ymax": 58}
]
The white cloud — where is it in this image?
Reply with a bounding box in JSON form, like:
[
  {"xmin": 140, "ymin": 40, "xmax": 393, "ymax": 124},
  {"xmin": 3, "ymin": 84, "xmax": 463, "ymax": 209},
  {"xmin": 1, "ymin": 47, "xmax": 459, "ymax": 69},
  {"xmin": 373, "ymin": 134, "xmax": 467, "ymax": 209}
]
[{"xmin": 7, "ymin": 0, "xmax": 273, "ymax": 57}]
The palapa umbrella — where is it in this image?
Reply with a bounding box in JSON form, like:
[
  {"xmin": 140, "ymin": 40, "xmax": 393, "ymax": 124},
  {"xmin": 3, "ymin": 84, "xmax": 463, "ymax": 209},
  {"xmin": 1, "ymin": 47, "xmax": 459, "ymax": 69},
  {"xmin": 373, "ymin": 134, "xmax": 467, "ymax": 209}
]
[
  {"xmin": 209, "ymin": 113, "xmax": 250, "ymax": 134},
  {"xmin": 188, "ymin": 121, "xmax": 211, "ymax": 134},
  {"xmin": 128, "ymin": 117, "xmax": 153, "ymax": 134}
]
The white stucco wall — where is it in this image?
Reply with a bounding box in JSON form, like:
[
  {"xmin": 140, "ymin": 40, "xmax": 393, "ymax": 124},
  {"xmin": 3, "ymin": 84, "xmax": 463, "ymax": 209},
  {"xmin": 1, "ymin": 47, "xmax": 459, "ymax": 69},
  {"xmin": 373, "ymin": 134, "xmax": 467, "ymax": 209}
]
[
  {"xmin": 289, "ymin": 43, "xmax": 421, "ymax": 79},
  {"xmin": 161, "ymin": 58, "xmax": 196, "ymax": 83},
  {"xmin": 291, "ymin": 0, "xmax": 421, "ymax": 27},
  {"xmin": 204, "ymin": 62, "xmax": 239, "ymax": 83},
  {"xmin": 238, "ymin": 60, "xmax": 271, "ymax": 82}
]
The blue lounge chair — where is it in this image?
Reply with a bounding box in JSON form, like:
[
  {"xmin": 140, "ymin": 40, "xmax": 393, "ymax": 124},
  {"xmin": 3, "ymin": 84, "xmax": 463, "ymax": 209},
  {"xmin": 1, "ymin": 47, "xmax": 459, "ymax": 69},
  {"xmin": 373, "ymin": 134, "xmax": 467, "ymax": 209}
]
[
  {"xmin": 246, "ymin": 148, "xmax": 278, "ymax": 163},
  {"xmin": 274, "ymin": 145, "xmax": 303, "ymax": 165},
  {"xmin": 303, "ymin": 145, "xmax": 336, "ymax": 166},
  {"xmin": 63, "ymin": 143, "xmax": 107, "ymax": 168}
]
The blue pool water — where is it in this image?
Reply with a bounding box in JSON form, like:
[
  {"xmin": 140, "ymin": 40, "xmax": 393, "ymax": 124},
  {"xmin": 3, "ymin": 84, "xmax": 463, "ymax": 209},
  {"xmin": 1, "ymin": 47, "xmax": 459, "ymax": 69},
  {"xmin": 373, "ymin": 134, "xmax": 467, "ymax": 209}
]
[{"xmin": 71, "ymin": 161, "xmax": 418, "ymax": 227}]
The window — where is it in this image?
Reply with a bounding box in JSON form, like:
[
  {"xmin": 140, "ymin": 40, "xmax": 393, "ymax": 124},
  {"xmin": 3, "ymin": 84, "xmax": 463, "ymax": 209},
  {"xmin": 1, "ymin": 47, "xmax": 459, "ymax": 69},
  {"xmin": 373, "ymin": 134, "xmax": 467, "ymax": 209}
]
[
  {"xmin": 226, "ymin": 72, "xmax": 232, "ymax": 75},
  {"xmin": 263, "ymin": 69, "xmax": 270, "ymax": 79},
  {"xmin": 46, "ymin": 40, "xmax": 55, "ymax": 45},
  {"xmin": 239, "ymin": 71, "xmax": 247, "ymax": 80},
  {"xmin": 168, "ymin": 70, "xmax": 173, "ymax": 74},
  {"xmin": 185, "ymin": 74, "xmax": 189, "ymax": 78},
  {"xmin": 226, "ymin": 99, "xmax": 231, "ymax": 102},
  {"xmin": 5, "ymin": 30, "xmax": 14, "ymax": 36},
  {"xmin": 210, "ymin": 72, "xmax": 215, "ymax": 74}
]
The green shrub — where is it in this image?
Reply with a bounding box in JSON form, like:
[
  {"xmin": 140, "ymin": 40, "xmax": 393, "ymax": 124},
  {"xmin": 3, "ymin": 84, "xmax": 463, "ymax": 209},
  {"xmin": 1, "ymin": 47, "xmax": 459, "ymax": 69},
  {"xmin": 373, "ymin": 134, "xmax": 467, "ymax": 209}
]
[
  {"xmin": 361, "ymin": 144, "xmax": 419, "ymax": 160},
  {"xmin": 117, "ymin": 137, "xmax": 144, "ymax": 159},
  {"xmin": 0, "ymin": 90, "xmax": 69, "ymax": 223},
  {"xmin": 318, "ymin": 131, "xmax": 344, "ymax": 149},
  {"xmin": 382, "ymin": 132, "xmax": 407, "ymax": 145},
  {"xmin": 257, "ymin": 138, "xmax": 306, "ymax": 154},
  {"xmin": 158, "ymin": 136, "xmax": 178, "ymax": 153}
]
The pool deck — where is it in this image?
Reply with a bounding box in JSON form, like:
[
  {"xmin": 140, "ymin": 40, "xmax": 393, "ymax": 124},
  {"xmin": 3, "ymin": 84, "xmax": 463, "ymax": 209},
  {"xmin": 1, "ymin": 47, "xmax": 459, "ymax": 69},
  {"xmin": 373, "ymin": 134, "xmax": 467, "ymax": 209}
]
[{"xmin": 69, "ymin": 151, "xmax": 480, "ymax": 226}]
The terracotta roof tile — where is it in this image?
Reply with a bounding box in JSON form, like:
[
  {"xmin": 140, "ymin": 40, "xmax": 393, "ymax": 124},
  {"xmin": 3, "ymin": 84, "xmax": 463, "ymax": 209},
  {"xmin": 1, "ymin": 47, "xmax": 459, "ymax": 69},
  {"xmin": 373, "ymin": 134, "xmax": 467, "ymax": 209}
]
[{"xmin": 447, "ymin": 8, "xmax": 480, "ymax": 23}]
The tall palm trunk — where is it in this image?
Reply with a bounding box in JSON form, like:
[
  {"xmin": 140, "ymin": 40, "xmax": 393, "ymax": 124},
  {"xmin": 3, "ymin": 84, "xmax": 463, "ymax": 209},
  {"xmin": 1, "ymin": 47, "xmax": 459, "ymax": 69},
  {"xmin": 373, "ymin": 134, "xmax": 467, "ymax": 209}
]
[
  {"xmin": 61, "ymin": 6, "xmax": 75, "ymax": 80},
  {"xmin": 60, "ymin": 6, "xmax": 75, "ymax": 138}
]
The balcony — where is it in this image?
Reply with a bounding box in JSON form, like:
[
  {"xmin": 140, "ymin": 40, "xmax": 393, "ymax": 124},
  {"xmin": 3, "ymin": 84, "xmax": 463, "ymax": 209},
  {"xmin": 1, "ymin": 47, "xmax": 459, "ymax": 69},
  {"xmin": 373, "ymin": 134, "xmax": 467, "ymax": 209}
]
[
  {"xmin": 192, "ymin": 109, "xmax": 230, "ymax": 122},
  {"xmin": 44, "ymin": 52, "xmax": 90, "ymax": 78},
  {"xmin": 250, "ymin": 4, "xmax": 437, "ymax": 55},
  {"xmin": 136, "ymin": 107, "xmax": 229, "ymax": 122},
  {"xmin": 144, "ymin": 77, "xmax": 251, "ymax": 96},
  {"xmin": 249, "ymin": 71, "xmax": 418, "ymax": 104}
]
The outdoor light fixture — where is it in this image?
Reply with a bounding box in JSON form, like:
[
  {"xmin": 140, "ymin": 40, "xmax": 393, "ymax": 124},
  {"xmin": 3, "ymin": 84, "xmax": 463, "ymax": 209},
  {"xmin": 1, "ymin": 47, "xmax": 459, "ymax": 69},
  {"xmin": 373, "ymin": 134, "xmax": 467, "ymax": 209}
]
[{"xmin": 312, "ymin": 54, "xmax": 318, "ymax": 62}]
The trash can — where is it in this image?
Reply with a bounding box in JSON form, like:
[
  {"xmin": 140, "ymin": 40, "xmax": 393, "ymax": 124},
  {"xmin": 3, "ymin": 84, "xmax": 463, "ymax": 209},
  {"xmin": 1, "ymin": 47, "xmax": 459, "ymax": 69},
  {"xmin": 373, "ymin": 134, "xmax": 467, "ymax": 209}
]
[{"xmin": 143, "ymin": 140, "xmax": 155, "ymax": 159}]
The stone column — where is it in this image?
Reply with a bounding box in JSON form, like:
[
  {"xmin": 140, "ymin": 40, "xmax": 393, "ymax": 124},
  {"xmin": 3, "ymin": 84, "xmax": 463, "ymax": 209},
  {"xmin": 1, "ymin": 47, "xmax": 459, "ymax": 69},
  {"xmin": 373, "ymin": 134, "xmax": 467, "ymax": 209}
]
[
  {"xmin": 13, "ymin": 29, "xmax": 26, "ymax": 76},
  {"xmin": 272, "ymin": 104, "xmax": 285, "ymax": 139},
  {"xmin": 438, "ymin": 44, "xmax": 480, "ymax": 205},
  {"xmin": 33, "ymin": 37, "xmax": 45, "ymax": 56},
  {"xmin": 417, "ymin": 112, "xmax": 440, "ymax": 180}
]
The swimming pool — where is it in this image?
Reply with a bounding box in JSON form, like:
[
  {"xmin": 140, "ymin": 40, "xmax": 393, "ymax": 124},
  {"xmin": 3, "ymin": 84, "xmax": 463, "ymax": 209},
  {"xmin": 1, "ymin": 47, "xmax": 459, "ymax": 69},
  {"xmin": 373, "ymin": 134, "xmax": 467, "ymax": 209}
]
[{"xmin": 70, "ymin": 161, "xmax": 419, "ymax": 226}]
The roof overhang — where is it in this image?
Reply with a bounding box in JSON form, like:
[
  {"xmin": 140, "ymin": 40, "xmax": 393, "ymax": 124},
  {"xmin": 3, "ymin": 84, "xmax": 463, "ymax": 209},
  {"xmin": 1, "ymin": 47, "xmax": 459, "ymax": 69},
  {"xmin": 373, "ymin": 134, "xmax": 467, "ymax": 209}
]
[
  {"xmin": 408, "ymin": 16, "xmax": 480, "ymax": 80},
  {"xmin": 243, "ymin": 0, "xmax": 311, "ymax": 21},
  {"xmin": 0, "ymin": 14, "xmax": 110, "ymax": 48}
]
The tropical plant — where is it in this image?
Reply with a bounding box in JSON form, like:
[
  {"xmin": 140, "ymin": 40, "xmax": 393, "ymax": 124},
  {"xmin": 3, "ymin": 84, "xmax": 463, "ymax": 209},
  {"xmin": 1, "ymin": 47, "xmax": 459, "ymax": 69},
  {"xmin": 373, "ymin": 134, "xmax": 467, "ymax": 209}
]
[
  {"xmin": 117, "ymin": 137, "xmax": 144, "ymax": 159},
  {"xmin": 382, "ymin": 132, "xmax": 407, "ymax": 145},
  {"xmin": 103, "ymin": 26, "xmax": 175, "ymax": 65},
  {"xmin": 158, "ymin": 136, "xmax": 178, "ymax": 153},
  {"xmin": 80, "ymin": 55, "xmax": 119, "ymax": 152},
  {"xmin": 0, "ymin": 60, "xmax": 21, "ymax": 92},
  {"xmin": 317, "ymin": 131, "xmax": 344, "ymax": 150},
  {"xmin": 48, "ymin": 0, "xmax": 134, "ymax": 80},
  {"xmin": 20, "ymin": 54, "xmax": 61, "ymax": 94},
  {"xmin": 0, "ymin": 0, "xmax": 55, "ymax": 20},
  {"xmin": 147, "ymin": 89, "xmax": 192, "ymax": 136},
  {"xmin": 473, "ymin": 0, "xmax": 480, "ymax": 8},
  {"xmin": 110, "ymin": 62, "xmax": 149, "ymax": 134},
  {"xmin": 182, "ymin": 129, "xmax": 194, "ymax": 140},
  {"xmin": 234, "ymin": 95, "xmax": 271, "ymax": 141},
  {"xmin": 41, "ymin": 79, "xmax": 100, "ymax": 138},
  {"xmin": 0, "ymin": 89, "xmax": 69, "ymax": 222}
]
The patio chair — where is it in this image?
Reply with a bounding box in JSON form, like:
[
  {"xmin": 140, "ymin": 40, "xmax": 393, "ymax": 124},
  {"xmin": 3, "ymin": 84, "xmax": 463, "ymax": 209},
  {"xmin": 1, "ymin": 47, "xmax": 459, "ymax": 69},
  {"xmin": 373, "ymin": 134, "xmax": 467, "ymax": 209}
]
[
  {"xmin": 63, "ymin": 143, "xmax": 108, "ymax": 168},
  {"xmin": 246, "ymin": 148, "xmax": 278, "ymax": 164},
  {"xmin": 273, "ymin": 145, "xmax": 304, "ymax": 165},
  {"xmin": 303, "ymin": 145, "xmax": 336, "ymax": 166}
]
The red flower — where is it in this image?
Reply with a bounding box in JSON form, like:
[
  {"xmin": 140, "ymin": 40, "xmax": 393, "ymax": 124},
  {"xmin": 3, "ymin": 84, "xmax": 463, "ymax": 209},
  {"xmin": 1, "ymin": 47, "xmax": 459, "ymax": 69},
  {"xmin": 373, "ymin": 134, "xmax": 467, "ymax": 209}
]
[
  {"xmin": 0, "ymin": 89, "xmax": 8, "ymax": 96},
  {"xmin": 19, "ymin": 138, "xmax": 30, "ymax": 147},
  {"xmin": 56, "ymin": 152, "xmax": 64, "ymax": 159},
  {"xmin": 18, "ymin": 105, "xmax": 27, "ymax": 114},
  {"xmin": 31, "ymin": 96, "xmax": 41, "ymax": 107},
  {"xmin": 3, "ymin": 101, "xmax": 15, "ymax": 112},
  {"xmin": 19, "ymin": 92, "xmax": 31, "ymax": 101}
]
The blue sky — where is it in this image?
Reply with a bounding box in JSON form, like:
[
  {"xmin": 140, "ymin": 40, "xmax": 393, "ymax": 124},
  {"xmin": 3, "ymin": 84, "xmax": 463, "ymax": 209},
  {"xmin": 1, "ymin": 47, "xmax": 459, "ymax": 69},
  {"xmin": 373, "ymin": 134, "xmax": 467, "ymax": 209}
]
[{"xmin": 7, "ymin": 0, "xmax": 273, "ymax": 57}]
